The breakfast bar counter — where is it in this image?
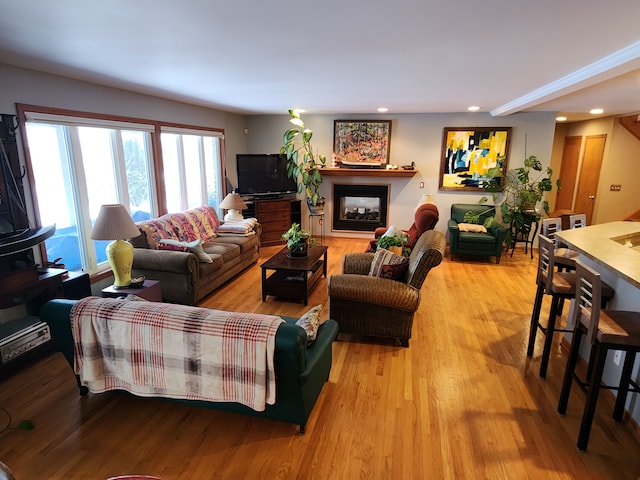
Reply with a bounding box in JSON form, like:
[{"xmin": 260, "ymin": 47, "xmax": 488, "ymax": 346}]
[
  {"xmin": 555, "ymin": 220, "xmax": 640, "ymax": 424},
  {"xmin": 556, "ymin": 221, "xmax": 640, "ymax": 291}
]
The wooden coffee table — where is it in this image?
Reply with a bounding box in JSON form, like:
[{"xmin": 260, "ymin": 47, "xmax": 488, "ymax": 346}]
[{"xmin": 261, "ymin": 246, "xmax": 328, "ymax": 305}]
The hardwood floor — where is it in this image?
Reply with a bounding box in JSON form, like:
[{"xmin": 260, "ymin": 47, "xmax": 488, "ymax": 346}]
[{"xmin": 1, "ymin": 237, "xmax": 639, "ymax": 479}]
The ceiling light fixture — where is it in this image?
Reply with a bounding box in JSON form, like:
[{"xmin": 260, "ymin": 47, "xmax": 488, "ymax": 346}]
[
  {"xmin": 556, "ymin": 116, "xmax": 567, "ymax": 122},
  {"xmin": 590, "ymin": 108, "xmax": 604, "ymax": 115},
  {"xmin": 377, "ymin": 107, "xmax": 388, "ymax": 112},
  {"xmin": 468, "ymin": 106, "xmax": 480, "ymax": 111}
]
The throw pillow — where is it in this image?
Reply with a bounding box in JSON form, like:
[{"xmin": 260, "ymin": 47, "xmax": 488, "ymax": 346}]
[
  {"xmin": 158, "ymin": 238, "xmax": 213, "ymax": 263},
  {"xmin": 158, "ymin": 242, "xmax": 188, "ymax": 252},
  {"xmin": 458, "ymin": 223, "xmax": 487, "ymax": 233},
  {"xmin": 368, "ymin": 248, "xmax": 410, "ymax": 280},
  {"xmin": 295, "ymin": 304, "xmax": 323, "ymax": 345}
]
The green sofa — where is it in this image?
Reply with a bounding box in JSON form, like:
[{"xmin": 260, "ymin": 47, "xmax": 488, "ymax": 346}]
[
  {"xmin": 39, "ymin": 298, "xmax": 339, "ymax": 433},
  {"xmin": 448, "ymin": 203, "xmax": 507, "ymax": 264}
]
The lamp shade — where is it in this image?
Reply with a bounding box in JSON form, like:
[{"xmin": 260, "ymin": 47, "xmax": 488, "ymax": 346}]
[
  {"xmin": 90, "ymin": 204, "xmax": 140, "ymax": 241},
  {"xmin": 90, "ymin": 204, "xmax": 140, "ymax": 289},
  {"xmin": 219, "ymin": 193, "xmax": 247, "ymax": 221},
  {"xmin": 219, "ymin": 192, "xmax": 247, "ymax": 211}
]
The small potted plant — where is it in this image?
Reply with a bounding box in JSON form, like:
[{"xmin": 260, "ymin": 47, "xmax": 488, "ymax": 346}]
[
  {"xmin": 281, "ymin": 223, "xmax": 316, "ymax": 257},
  {"xmin": 375, "ymin": 231, "xmax": 409, "ymax": 256},
  {"xmin": 280, "ymin": 109, "xmax": 327, "ymax": 213}
]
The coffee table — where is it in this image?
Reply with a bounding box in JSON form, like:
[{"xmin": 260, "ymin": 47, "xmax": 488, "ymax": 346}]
[{"xmin": 261, "ymin": 246, "xmax": 328, "ymax": 305}]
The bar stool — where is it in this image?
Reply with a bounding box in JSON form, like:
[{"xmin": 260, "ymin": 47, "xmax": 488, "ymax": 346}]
[
  {"xmin": 527, "ymin": 235, "xmax": 612, "ymax": 378},
  {"xmin": 569, "ymin": 213, "xmax": 587, "ymax": 229},
  {"xmin": 557, "ymin": 260, "xmax": 640, "ymax": 451},
  {"xmin": 541, "ymin": 217, "xmax": 578, "ymax": 271}
]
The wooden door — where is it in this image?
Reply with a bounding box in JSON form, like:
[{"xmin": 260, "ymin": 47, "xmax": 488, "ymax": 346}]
[
  {"xmin": 574, "ymin": 134, "xmax": 606, "ymax": 225},
  {"xmin": 555, "ymin": 136, "xmax": 581, "ymax": 211}
]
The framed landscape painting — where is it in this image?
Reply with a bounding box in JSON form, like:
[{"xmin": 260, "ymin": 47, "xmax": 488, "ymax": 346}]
[
  {"xmin": 334, "ymin": 120, "xmax": 391, "ymax": 167},
  {"xmin": 439, "ymin": 127, "xmax": 511, "ymax": 191}
]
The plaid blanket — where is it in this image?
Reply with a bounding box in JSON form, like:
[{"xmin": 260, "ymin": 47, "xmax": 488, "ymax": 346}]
[{"xmin": 71, "ymin": 297, "xmax": 284, "ymax": 411}]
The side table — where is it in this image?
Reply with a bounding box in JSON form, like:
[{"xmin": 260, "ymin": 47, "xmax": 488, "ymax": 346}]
[{"xmin": 101, "ymin": 279, "xmax": 162, "ymax": 302}]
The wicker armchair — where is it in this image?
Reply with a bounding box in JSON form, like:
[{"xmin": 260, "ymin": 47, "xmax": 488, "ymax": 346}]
[{"xmin": 328, "ymin": 230, "xmax": 446, "ymax": 347}]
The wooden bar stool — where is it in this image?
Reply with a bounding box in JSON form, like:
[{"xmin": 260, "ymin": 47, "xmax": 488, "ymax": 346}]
[
  {"xmin": 569, "ymin": 213, "xmax": 587, "ymax": 229},
  {"xmin": 557, "ymin": 260, "xmax": 640, "ymax": 451},
  {"xmin": 527, "ymin": 235, "xmax": 612, "ymax": 378},
  {"xmin": 540, "ymin": 217, "xmax": 578, "ymax": 271}
]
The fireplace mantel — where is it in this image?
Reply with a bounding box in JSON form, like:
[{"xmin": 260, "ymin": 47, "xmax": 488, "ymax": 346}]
[{"xmin": 319, "ymin": 168, "xmax": 417, "ymax": 177}]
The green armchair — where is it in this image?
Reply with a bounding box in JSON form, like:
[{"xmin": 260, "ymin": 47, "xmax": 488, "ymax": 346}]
[{"xmin": 448, "ymin": 203, "xmax": 506, "ymax": 264}]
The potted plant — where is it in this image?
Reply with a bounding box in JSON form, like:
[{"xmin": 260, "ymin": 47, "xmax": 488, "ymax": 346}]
[
  {"xmin": 482, "ymin": 154, "xmax": 561, "ymax": 247},
  {"xmin": 281, "ymin": 222, "xmax": 316, "ymax": 257},
  {"xmin": 375, "ymin": 231, "xmax": 409, "ymax": 256},
  {"xmin": 280, "ymin": 109, "xmax": 327, "ymax": 213}
]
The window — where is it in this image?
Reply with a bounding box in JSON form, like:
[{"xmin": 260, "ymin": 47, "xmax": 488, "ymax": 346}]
[
  {"xmin": 22, "ymin": 108, "xmax": 226, "ymax": 275},
  {"xmin": 24, "ymin": 114, "xmax": 156, "ymax": 272},
  {"xmin": 160, "ymin": 127, "xmax": 224, "ymax": 213}
]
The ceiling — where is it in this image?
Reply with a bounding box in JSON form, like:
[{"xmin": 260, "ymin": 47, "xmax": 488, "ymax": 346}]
[{"xmin": 2, "ymin": 0, "xmax": 640, "ymax": 122}]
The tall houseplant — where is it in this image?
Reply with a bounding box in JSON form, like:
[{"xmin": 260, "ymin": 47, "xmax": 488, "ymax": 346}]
[
  {"xmin": 482, "ymin": 154, "xmax": 561, "ymax": 247},
  {"xmin": 280, "ymin": 109, "xmax": 327, "ymax": 211}
]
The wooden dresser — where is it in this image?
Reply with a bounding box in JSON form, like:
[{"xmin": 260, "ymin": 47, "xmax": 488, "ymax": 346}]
[{"xmin": 253, "ymin": 198, "xmax": 301, "ymax": 246}]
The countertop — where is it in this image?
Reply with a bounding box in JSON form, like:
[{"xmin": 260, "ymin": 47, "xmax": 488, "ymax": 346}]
[{"xmin": 556, "ymin": 221, "xmax": 640, "ymax": 289}]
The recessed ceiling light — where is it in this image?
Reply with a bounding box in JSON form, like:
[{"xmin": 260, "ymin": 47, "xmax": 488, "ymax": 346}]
[
  {"xmin": 468, "ymin": 106, "xmax": 480, "ymax": 111},
  {"xmin": 377, "ymin": 107, "xmax": 389, "ymax": 112},
  {"xmin": 590, "ymin": 108, "xmax": 604, "ymax": 115},
  {"xmin": 556, "ymin": 116, "xmax": 567, "ymax": 122}
]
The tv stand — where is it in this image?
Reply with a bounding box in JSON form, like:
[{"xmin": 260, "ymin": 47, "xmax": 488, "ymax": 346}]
[{"xmin": 244, "ymin": 197, "xmax": 301, "ymax": 246}]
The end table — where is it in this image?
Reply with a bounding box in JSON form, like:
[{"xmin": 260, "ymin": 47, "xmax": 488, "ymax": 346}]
[{"xmin": 101, "ymin": 279, "xmax": 162, "ymax": 302}]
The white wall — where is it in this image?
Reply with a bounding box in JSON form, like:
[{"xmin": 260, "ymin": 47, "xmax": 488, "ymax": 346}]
[{"xmin": 245, "ymin": 112, "xmax": 558, "ymax": 237}]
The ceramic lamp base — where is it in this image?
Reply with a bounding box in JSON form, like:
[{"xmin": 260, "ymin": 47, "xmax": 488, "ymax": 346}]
[
  {"xmin": 106, "ymin": 239, "xmax": 134, "ymax": 288},
  {"xmin": 224, "ymin": 210, "xmax": 244, "ymax": 221}
]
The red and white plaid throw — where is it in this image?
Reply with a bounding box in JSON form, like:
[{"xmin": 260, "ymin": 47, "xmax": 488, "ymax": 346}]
[{"xmin": 71, "ymin": 297, "xmax": 284, "ymax": 411}]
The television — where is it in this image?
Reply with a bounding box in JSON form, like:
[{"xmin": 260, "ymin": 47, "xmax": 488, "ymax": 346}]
[{"xmin": 236, "ymin": 154, "xmax": 297, "ymax": 197}]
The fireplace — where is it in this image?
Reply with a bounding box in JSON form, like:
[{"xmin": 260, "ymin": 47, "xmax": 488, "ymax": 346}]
[{"xmin": 332, "ymin": 184, "xmax": 389, "ymax": 232}]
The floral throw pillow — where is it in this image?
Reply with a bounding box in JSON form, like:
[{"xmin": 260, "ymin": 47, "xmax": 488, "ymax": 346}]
[
  {"xmin": 368, "ymin": 248, "xmax": 409, "ymax": 281},
  {"xmin": 295, "ymin": 304, "xmax": 323, "ymax": 345}
]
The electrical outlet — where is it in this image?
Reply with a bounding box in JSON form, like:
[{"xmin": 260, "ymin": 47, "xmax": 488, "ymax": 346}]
[{"xmin": 613, "ymin": 350, "xmax": 622, "ymax": 366}]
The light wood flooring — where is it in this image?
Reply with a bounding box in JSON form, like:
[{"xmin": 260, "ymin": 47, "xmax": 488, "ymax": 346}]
[{"xmin": 1, "ymin": 237, "xmax": 640, "ymax": 479}]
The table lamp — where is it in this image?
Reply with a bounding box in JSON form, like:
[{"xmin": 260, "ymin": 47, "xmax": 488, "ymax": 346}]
[
  {"xmin": 90, "ymin": 204, "xmax": 141, "ymax": 289},
  {"xmin": 219, "ymin": 192, "xmax": 247, "ymax": 221}
]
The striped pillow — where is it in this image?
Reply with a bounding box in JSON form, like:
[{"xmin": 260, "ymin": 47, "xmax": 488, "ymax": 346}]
[{"xmin": 368, "ymin": 248, "xmax": 409, "ymax": 281}]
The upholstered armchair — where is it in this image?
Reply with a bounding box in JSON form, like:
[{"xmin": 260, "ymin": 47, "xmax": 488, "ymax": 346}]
[
  {"xmin": 448, "ymin": 203, "xmax": 506, "ymax": 264},
  {"xmin": 368, "ymin": 203, "xmax": 439, "ymax": 252},
  {"xmin": 328, "ymin": 230, "xmax": 446, "ymax": 347}
]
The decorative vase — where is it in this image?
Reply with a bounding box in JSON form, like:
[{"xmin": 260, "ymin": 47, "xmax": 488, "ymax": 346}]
[
  {"xmin": 387, "ymin": 246, "xmax": 403, "ymax": 256},
  {"xmin": 307, "ymin": 197, "xmax": 325, "ymax": 215},
  {"xmin": 287, "ymin": 239, "xmax": 309, "ymax": 258}
]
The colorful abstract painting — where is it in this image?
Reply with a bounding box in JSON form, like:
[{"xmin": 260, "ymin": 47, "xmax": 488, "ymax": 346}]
[
  {"xmin": 333, "ymin": 120, "xmax": 391, "ymax": 167},
  {"xmin": 439, "ymin": 127, "xmax": 511, "ymax": 191}
]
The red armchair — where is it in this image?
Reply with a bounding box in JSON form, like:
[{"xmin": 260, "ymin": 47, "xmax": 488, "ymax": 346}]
[{"xmin": 368, "ymin": 203, "xmax": 439, "ymax": 252}]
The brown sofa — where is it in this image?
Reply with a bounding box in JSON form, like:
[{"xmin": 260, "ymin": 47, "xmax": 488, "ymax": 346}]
[{"xmin": 130, "ymin": 206, "xmax": 260, "ymax": 305}]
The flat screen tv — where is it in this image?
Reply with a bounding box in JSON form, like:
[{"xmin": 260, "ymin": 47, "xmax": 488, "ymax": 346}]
[{"xmin": 236, "ymin": 154, "xmax": 297, "ymax": 197}]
